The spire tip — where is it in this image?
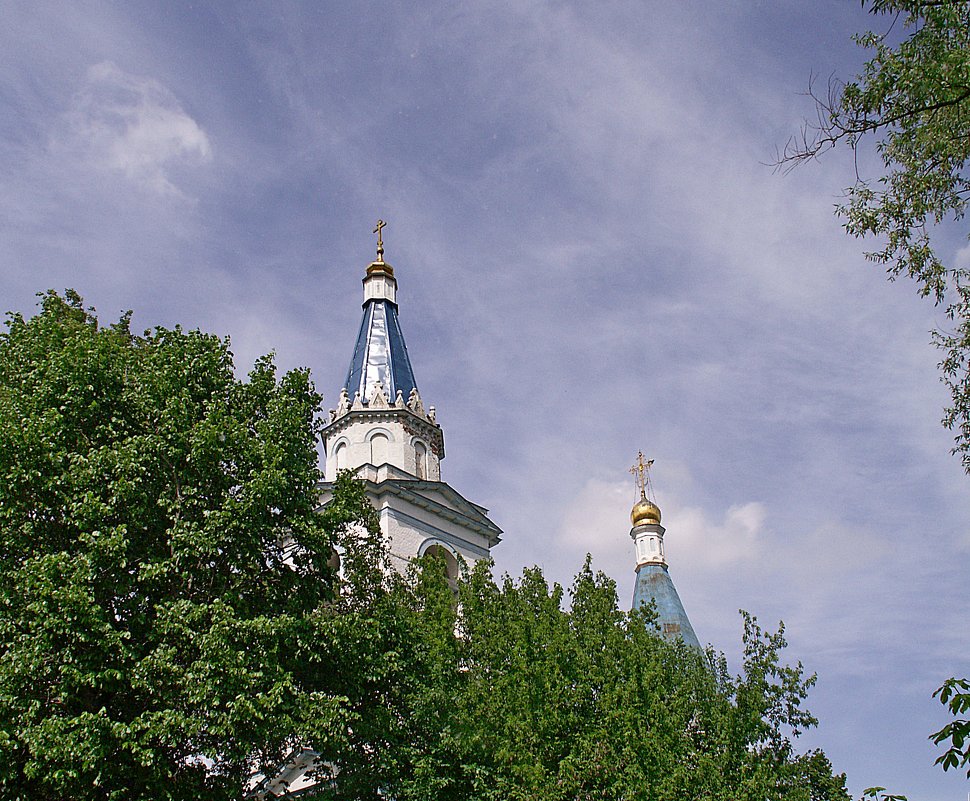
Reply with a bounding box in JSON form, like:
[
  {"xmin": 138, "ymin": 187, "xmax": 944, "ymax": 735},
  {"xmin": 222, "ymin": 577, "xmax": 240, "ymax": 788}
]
[{"xmin": 373, "ymin": 219, "xmax": 386, "ymax": 263}]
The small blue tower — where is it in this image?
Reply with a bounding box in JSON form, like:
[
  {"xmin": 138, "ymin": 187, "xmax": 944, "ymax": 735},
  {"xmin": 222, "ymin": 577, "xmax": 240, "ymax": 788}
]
[{"xmin": 629, "ymin": 453, "xmax": 701, "ymax": 649}]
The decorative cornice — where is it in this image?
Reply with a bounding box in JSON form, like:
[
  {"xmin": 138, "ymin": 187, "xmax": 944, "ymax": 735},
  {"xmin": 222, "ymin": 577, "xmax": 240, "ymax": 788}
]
[
  {"xmin": 388, "ymin": 480, "xmax": 501, "ymax": 543},
  {"xmin": 329, "ymin": 385, "xmax": 436, "ymax": 422},
  {"xmin": 317, "ymin": 477, "xmax": 502, "ymax": 545},
  {"xmin": 629, "ymin": 522, "xmax": 665, "ymax": 539}
]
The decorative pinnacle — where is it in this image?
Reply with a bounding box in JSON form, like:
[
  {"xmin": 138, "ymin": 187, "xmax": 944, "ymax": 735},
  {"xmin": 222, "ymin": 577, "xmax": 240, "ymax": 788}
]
[
  {"xmin": 629, "ymin": 451, "xmax": 655, "ymax": 501},
  {"xmin": 373, "ymin": 219, "xmax": 386, "ymax": 263}
]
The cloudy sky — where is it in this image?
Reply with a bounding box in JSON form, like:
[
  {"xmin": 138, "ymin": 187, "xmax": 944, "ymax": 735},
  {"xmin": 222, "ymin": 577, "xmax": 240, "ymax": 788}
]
[{"xmin": 2, "ymin": 1, "xmax": 968, "ymax": 797}]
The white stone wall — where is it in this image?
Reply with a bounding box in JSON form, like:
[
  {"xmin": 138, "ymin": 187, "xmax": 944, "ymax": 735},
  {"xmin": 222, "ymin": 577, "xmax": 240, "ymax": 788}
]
[
  {"xmin": 382, "ymin": 502, "xmax": 489, "ymax": 574},
  {"xmin": 323, "ymin": 412, "xmax": 441, "ymax": 483}
]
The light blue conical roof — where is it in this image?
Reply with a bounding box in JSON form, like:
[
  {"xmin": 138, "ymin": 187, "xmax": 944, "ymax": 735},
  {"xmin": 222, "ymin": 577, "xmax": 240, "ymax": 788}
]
[{"xmin": 632, "ymin": 563, "xmax": 701, "ymax": 649}]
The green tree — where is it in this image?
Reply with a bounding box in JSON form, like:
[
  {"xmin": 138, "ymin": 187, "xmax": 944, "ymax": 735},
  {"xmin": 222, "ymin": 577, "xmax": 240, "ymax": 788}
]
[
  {"xmin": 931, "ymin": 677, "xmax": 970, "ymax": 777},
  {"xmin": 782, "ymin": 1, "xmax": 970, "ymax": 779},
  {"xmin": 0, "ymin": 291, "xmax": 385, "ymax": 800},
  {"xmin": 389, "ymin": 556, "xmax": 850, "ymax": 801},
  {"xmin": 783, "ymin": 0, "xmax": 970, "ymax": 472}
]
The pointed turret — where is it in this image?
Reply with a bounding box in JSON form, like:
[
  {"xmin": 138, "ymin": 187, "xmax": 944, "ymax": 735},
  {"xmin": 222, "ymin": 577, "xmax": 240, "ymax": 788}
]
[
  {"xmin": 343, "ymin": 245, "xmax": 419, "ymax": 405},
  {"xmin": 628, "ymin": 453, "xmax": 701, "ymax": 649}
]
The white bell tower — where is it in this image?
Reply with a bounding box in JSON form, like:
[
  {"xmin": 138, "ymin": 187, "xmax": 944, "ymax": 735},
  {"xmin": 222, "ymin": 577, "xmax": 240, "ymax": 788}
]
[{"xmin": 318, "ymin": 221, "xmax": 501, "ymax": 576}]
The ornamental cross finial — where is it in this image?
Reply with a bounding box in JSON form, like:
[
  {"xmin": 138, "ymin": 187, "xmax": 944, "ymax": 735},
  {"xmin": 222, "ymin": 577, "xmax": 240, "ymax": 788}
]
[
  {"xmin": 373, "ymin": 219, "xmax": 386, "ymax": 262},
  {"xmin": 629, "ymin": 451, "xmax": 655, "ymax": 501}
]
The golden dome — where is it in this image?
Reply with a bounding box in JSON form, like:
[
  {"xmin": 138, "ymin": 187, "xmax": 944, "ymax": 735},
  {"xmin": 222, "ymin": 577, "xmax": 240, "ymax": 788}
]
[{"xmin": 631, "ymin": 497, "xmax": 661, "ymax": 526}]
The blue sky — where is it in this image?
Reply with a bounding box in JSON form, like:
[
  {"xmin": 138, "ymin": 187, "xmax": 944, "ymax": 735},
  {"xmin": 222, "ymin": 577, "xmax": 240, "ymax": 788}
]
[{"xmin": 2, "ymin": 2, "xmax": 968, "ymax": 797}]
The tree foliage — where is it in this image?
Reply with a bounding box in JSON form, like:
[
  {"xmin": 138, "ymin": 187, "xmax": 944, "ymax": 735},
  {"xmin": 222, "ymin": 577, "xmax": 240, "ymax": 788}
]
[
  {"xmin": 386, "ymin": 555, "xmax": 850, "ymax": 801},
  {"xmin": 783, "ymin": 2, "xmax": 970, "ymax": 781},
  {"xmin": 0, "ymin": 291, "xmax": 390, "ymax": 800},
  {"xmin": 931, "ymin": 677, "xmax": 970, "ymax": 777},
  {"xmin": 783, "ymin": 0, "xmax": 970, "ymax": 472}
]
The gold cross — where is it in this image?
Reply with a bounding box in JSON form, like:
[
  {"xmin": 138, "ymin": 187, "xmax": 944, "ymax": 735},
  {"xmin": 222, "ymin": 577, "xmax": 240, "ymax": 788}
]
[
  {"xmin": 629, "ymin": 451, "xmax": 654, "ymax": 500},
  {"xmin": 373, "ymin": 219, "xmax": 386, "ymax": 262}
]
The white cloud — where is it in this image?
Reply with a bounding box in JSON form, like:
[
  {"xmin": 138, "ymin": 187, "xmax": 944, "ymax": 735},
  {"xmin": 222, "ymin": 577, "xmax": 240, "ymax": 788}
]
[
  {"xmin": 668, "ymin": 501, "xmax": 767, "ymax": 568},
  {"xmin": 556, "ymin": 478, "xmax": 633, "ymax": 563},
  {"xmin": 67, "ymin": 61, "xmax": 211, "ymax": 195}
]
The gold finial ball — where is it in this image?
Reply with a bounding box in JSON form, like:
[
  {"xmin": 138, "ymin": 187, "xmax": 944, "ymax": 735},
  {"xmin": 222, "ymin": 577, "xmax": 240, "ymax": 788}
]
[{"xmin": 631, "ymin": 497, "xmax": 661, "ymax": 526}]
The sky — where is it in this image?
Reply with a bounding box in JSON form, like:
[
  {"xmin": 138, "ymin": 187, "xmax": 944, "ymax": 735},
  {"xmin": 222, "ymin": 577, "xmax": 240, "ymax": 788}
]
[{"xmin": 2, "ymin": 1, "xmax": 968, "ymax": 797}]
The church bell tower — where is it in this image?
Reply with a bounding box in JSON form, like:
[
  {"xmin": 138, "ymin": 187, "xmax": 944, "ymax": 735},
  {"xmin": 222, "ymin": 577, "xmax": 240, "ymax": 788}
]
[{"xmin": 319, "ymin": 222, "xmax": 501, "ymax": 575}]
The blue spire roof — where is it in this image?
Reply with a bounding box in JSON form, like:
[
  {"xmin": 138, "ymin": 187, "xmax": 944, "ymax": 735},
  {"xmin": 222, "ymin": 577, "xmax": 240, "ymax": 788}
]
[
  {"xmin": 632, "ymin": 564, "xmax": 701, "ymax": 649},
  {"xmin": 344, "ymin": 295, "xmax": 418, "ymax": 404}
]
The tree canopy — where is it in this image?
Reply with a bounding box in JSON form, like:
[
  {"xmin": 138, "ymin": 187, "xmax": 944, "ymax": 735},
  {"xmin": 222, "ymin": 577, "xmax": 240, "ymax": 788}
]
[
  {"xmin": 783, "ymin": 0, "xmax": 970, "ymax": 472},
  {"xmin": 0, "ymin": 291, "xmax": 392, "ymax": 800},
  {"xmin": 385, "ymin": 555, "xmax": 850, "ymax": 801}
]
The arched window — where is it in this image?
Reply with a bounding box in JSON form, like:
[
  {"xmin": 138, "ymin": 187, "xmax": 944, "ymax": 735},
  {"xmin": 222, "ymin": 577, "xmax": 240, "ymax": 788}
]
[
  {"xmin": 414, "ymin": 441, "xmax": 428, "ymax": 480},
  {"xmin": 370, "ymin": 433, "xmax": 388, "ymax": 466},
  {"xmin": 333, "ymin": 442, "xmax": 347, "ymax": 472},
  {"xmin": 422, "ymin": 543, "xmax": 460, "ymax": 588}
]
